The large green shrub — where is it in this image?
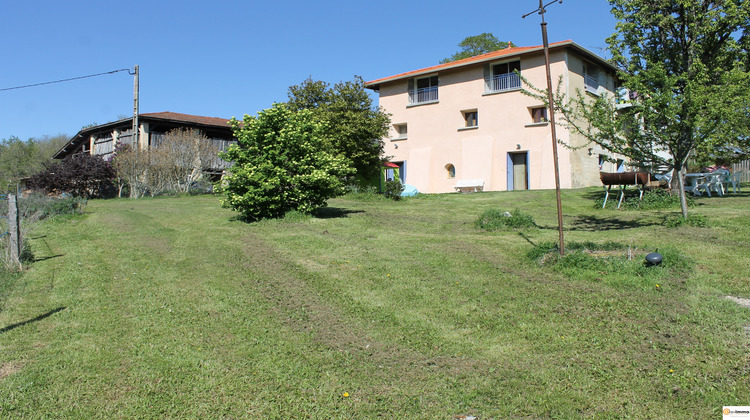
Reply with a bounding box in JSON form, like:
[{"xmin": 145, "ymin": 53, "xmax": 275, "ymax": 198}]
[{"xmin": 216, "ymin": 104, "xmax": 354, "ymax": 220}]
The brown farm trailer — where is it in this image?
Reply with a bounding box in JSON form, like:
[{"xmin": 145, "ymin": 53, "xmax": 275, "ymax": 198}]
[{"xmin": 599, "ymin": 172, "xmax": 651, "ymax": 208}]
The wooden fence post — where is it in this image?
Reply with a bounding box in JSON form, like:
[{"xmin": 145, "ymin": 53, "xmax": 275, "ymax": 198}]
[{"xmin": 9, "ymin": 193, "xmax": 21, "ymax": 268}]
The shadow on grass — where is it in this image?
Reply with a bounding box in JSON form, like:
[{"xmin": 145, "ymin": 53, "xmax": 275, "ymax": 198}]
[
  {"xmin": 518, "ymin": 232, "xmax": 538, "ymax": 247},
  {"xmin": 0, "ymin": 307, "xmax": 66, "ymax": 334},
  {"xmin": 313, "ymin": 207, "xmax": 365, "ymax": 219},
  {"xmin": 33, "ymin": 254, "xmax": 64, "ymax": 263},
  {"xmin": 226, "ymin": 207, "xmax": 365, "ymax": 223},
  {"xmin": 580, "ymin": 188, "xmax": 609, "ymax": 202},
  {"xmin": 564, "ymin": 214, "xmax": 661, "ymax": 231}
]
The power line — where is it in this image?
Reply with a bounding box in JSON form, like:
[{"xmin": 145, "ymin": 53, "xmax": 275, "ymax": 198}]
[{"xmin": 0, "ymin": 68, "xmax": 133, "ymax": 92}]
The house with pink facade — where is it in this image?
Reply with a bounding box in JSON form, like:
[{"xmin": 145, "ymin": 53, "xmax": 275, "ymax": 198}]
[{"xmin": 365, "ymin": 40, "xmax": 623, "ymax": 194}]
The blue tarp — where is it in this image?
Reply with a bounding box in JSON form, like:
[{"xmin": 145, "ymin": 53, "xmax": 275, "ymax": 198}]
[{"xmin": 401, "ymin": 184, "xmax": 419, "ymax": 197}]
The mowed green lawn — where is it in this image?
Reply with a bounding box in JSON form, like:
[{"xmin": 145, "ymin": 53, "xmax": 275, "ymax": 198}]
[{"xmin": 1, "ymin": 188, "xmax": 749, "ymax": 418}]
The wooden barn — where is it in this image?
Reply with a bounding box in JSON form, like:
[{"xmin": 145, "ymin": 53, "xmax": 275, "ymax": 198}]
[{"xmin": 53, "ymin": 112, "xmax": 236, "ymax": 175}]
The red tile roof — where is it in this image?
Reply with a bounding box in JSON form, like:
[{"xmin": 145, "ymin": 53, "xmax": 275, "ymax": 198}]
[
  {"xmin": 140, "ymin": 111, "xmax": 230, "ymax": 128},
  {"xmin": 365, "ymin": 40, "xmax": 613, "ymax": 88}
]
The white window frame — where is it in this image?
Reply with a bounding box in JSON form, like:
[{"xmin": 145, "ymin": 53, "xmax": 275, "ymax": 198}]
[{"xmin": 392, "ymin": 123, "xmax": 408, "ymax": 140}]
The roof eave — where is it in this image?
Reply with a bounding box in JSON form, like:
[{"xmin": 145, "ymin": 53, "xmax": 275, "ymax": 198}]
[
  {"xmin": 364, "ymin": 40, "xmax": 619, "ymax": 88},
  {"xmin": 52, "ymin": 117, "xmax": 133, "ymax": 159},
  {"xmin": 141, "ymin": 115, "xmax": 232, "ymax": 131}
]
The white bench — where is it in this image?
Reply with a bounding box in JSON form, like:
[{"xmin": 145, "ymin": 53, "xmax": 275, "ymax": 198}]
[{"xmin": 454, "ymin": 179, "xmax": 484, "ymax": 193}]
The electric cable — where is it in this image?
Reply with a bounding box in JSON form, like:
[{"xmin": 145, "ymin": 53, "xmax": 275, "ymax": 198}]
[{"xmin": 0, "ymin": 68, "xmax": 132, "ymax": 92}]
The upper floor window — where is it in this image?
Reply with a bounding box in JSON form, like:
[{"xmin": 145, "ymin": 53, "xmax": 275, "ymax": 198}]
[
  {"xmin": 408, "ymin": 75, "xmax": 439, "ymax": 105},
  {"xmin": 583, "ymin": 63, "xmax": 599, "ymax": 93},
  {"xmin": 485, "ymin": 60, "xmax": 521, "ymax": 93}
]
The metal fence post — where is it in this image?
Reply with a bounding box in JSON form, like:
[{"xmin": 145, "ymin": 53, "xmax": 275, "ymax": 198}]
[{"xmin": 9, "ymin": 193, "xmax": 21, "ymax": 268}]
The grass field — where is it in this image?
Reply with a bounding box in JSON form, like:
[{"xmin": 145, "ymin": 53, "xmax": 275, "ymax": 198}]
[{"xmin": 1, "ymin": 187, "xmax": 749, "ymax": 418}]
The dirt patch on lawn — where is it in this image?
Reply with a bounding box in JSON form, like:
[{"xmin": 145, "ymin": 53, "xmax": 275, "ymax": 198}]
[
  {"xmin": 586, "ymin": 249, "xmax": 648, "ymax": 259},
  {"xmin": 726, "ymin": 295, "xmax": 750, "ymax": 308},
  {"xmin": 0, "ymin": 361, "xmax": 23, "ymax": 379}
]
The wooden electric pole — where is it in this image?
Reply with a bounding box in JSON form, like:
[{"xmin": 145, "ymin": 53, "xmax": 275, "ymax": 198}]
[
  {"xmin": 131, "ymin": 65, "xmax": 139, "ymax": 149},
  {"xmin": 524, "ymin": 0, "xmax": 565, "ymax": 256}
]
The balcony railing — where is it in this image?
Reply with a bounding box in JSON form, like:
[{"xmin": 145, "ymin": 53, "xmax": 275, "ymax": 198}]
[
  {"xmin": 488, "ymin": 72, "xmax": 521, "ymax": 93},
  {"xmin": 408, "ymin": 86, "xmax": 438, "ymax": 105}
]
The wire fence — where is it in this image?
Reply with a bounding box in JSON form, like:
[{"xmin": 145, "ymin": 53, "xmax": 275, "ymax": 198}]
[{"xmin": 0, "ymin": 194, "xmax": 7, "ymax": 239}]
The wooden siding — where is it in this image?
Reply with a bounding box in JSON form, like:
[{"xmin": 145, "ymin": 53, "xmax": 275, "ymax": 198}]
[
  {"xmin": 150, "ymin": 132, "xmax": 234, "ymax": 171},
  {"xmin": 94, "ymin": 135, "xmax": 114, "ymax": 157}
]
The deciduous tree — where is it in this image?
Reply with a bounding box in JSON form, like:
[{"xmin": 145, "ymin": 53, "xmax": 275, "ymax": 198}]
[
  {"xmin": 440, "ymin": 33, "xmax": 514, "ymax": 63},
  {"xmin": 0, "ymin": 135, "xmax": 67, "ymax": 191},
  {"xmin": 110, "ymin": 144, "xmax": 148, "ymax": 198},
  {"xmin": 287, "ymin": 76, "xmax": 390, "ymax": 182},
  {"xmin": 528, "ymin": 0, "xmax": 750, "ymax": 218},
  {"xmin": 152, "ymin": 128, "xmax": 219, "ymax": 194},
  {"xmin": 217, "ymin": 103, "xmax": 353, "ymax": 220}
]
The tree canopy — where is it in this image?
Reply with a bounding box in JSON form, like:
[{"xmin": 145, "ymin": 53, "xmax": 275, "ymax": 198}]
[
  {"xmin": 531, "ymin": 0, "xmax": 750, "ymax": 218},
  {"xmin": 286, "ymin": 76, "xmax": 390, "ymax": 182},
  {"xmin": 217, "ymin": 103, "xmax": 354, "ymax": 220},
  {"xmin": 440, "ymin": 33, "xmax": 515, "ymax": 63},
  {"xmin": 0, "ymin": 135, "xmax": 68, "ymax": 192}
]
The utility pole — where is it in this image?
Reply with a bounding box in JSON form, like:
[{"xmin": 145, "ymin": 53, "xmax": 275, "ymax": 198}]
[
  {"xmin": 131, "ymin": 65, "xmax": 139, "ymax": 149},
  {"xmin": 524, "ymin": 0, "xmax": 565, "ymax": 256}
]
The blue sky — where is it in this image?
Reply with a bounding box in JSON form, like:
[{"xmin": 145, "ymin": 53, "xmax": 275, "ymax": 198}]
[{"xmin": 0, "ymin": 0, "xmax": 618, "ymax": 141}]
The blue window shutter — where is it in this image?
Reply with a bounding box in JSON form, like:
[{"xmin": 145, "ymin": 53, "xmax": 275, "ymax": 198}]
[
  {"xmin": 483, "ymin": 63, "xmax": 491, "ymax": 93},
  {"xmin": 525, "ymin": 152, "xmax": 530, "ymax": 189}
]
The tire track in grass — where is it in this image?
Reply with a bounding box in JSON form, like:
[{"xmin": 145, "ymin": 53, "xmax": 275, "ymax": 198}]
[{"xmin": 238, "ymin": 231, "xmax": 497, "ymax": 401}]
